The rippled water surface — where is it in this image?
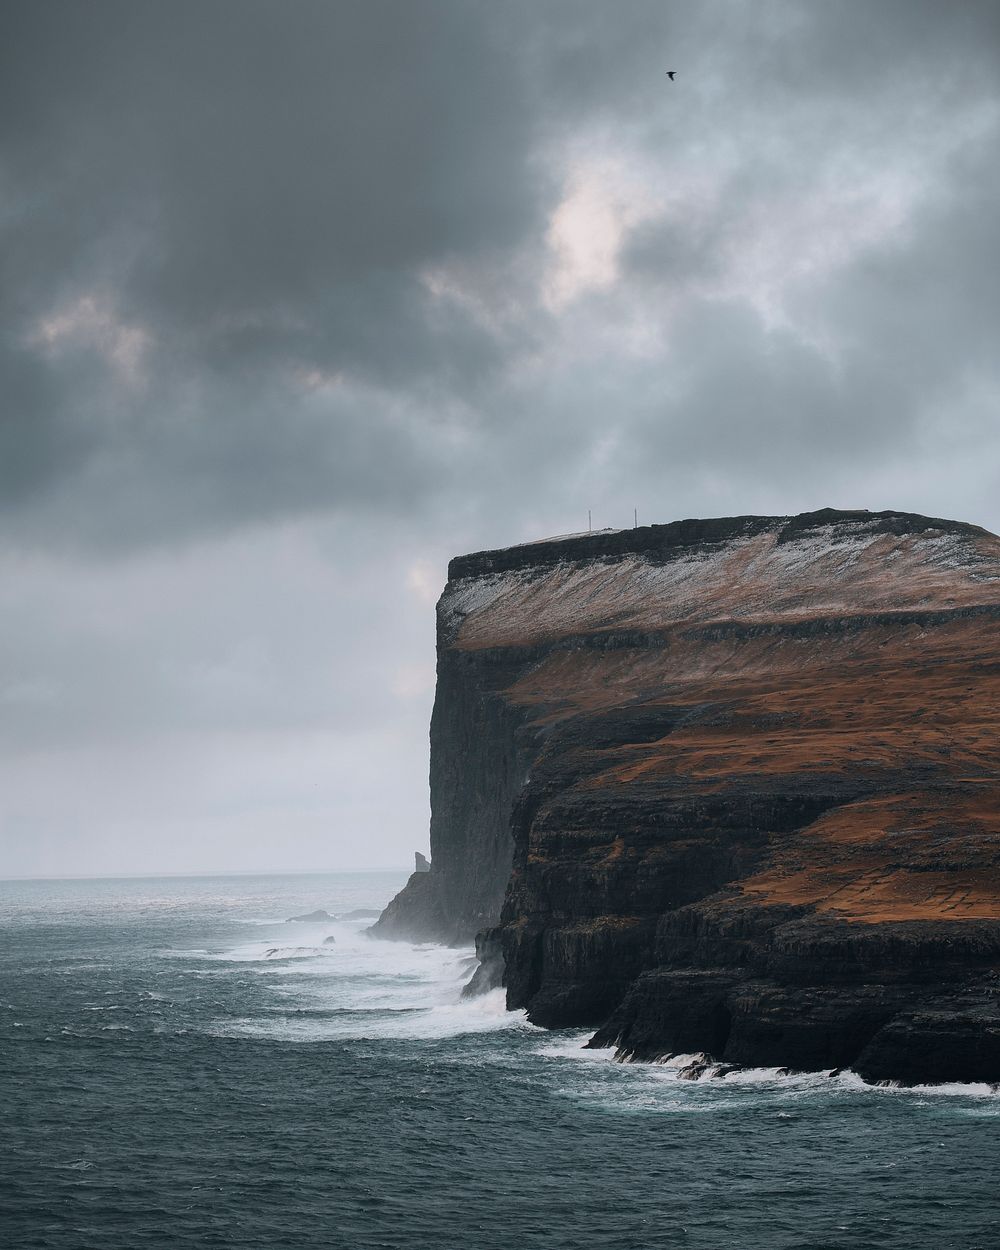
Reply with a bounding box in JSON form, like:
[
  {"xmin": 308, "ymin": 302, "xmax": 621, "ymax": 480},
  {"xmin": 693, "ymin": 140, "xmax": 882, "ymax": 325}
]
[{"xmin": 2, "ymin": 873, "xmax": 998, "ymax": 1249}]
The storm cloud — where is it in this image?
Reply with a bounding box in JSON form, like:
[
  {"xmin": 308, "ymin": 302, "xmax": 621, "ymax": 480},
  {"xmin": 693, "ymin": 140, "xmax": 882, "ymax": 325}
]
[{"xmin": 1, "ymin": 1, "xmax": 998, "ymax": 875}]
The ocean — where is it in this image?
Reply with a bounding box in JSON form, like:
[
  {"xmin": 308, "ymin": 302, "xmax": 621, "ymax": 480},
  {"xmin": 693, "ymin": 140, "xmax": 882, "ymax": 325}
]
[{"xmin": 2, "ymin": 872, "xmax": 998, "ymax": 1249}]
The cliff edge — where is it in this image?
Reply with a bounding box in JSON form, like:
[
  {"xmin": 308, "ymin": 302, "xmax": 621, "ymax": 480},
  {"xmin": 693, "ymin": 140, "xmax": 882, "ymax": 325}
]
[{"xmin": 373, "ymin": 509, "xmax": 1000, "ymax": 1083}]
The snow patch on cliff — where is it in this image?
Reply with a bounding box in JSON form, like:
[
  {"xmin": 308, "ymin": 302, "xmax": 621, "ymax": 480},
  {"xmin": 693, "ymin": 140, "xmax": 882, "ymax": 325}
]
[{"xmin": 441, "ymin": 520, "xmax": 1000, "ymax": 650}]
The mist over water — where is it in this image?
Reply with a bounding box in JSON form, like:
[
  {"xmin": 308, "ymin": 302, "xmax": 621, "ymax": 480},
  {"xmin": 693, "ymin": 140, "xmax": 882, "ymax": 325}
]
[{"xmin": 2, "ymin": 874, "xmax": 998, "ymax": 1249}]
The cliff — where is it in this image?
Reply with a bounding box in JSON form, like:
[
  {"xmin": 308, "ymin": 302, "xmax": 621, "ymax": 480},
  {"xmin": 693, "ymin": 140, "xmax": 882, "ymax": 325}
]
[{"xmin": 373, "ymin": 509, "xmax": 1000, "ymax": 1083}]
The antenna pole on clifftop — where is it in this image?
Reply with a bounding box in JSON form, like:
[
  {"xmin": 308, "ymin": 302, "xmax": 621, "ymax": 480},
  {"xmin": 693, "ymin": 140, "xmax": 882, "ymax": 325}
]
[
  {"xmin": 634, "ymin": 507, "xmax": 638, "ymax": 529},
  {"xmin": 588, "ymin": 510, "xmax": 592, "ymax": 532}
]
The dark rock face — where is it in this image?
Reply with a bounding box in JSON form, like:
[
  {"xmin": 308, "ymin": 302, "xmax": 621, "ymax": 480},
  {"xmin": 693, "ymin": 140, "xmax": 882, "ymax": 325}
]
[
  {"xmin": 371, "ymin": 645, "xmax": 542, "ymax": 944},
  {"xmin": 374, "ymin": 509, "xmax": 1000, "ymax": 1082},
  {"xmin": 414, "ymin": 852, "xmax": 431, "ymax": 873}
]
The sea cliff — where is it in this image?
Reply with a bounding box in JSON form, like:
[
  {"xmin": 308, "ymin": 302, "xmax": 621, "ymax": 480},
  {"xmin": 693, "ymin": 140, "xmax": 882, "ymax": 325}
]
[{"xmin": 373, "ymin": 509, "xmax": 1000, "ymax": 1083}]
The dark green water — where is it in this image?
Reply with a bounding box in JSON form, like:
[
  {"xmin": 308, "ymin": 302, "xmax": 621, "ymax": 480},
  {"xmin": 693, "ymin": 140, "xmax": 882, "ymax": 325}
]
[{"xmin": 2, "ymin": 874, "xmax": 998, "ymax": 1249}]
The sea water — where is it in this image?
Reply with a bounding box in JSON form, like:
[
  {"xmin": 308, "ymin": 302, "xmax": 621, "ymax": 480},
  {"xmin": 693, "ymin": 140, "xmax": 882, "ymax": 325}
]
[{"xmin": 2, "ymin": 873, "xmax": 998, "ymax": 1249}]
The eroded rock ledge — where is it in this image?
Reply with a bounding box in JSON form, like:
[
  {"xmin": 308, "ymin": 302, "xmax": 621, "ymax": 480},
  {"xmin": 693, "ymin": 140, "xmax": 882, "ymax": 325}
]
[{"xmin": 373, "ymin": 509, "xmax": 1000, "ymax": 1083}]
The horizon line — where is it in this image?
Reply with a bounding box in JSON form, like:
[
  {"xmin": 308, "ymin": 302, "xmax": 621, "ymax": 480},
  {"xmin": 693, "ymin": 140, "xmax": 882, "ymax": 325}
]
[{"xmin": 0, "ymin": 866, "xmax": 413, "ymax": 884}]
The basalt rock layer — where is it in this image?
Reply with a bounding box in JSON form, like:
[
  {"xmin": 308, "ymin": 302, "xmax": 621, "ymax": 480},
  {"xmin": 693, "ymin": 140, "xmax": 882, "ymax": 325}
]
[{"xmin": 374, "ymin": 509, "xmax": 1000, "ymax": 1083}]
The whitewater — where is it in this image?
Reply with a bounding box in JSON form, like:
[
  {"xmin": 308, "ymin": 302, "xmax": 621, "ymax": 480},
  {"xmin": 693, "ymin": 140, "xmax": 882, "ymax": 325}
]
[{"xmin": 2, "ymin": 872, "xmax": 998, "ymax": 1248}]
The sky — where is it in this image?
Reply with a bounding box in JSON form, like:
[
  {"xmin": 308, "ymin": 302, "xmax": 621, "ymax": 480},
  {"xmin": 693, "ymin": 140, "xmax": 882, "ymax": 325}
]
[{"xmin": 1, "ymin": 0, "xmax": 998, "ymax": 877}]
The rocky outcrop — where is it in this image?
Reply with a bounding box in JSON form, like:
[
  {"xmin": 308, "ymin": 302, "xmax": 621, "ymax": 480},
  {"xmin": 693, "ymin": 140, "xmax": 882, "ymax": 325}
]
[{"xmin": 374, "ymin": 509, "xmax": 1000, "ymax": 1082}]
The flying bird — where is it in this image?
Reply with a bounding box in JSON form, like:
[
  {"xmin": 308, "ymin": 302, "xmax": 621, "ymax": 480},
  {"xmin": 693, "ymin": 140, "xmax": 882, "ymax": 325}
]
[{"xmin": 666, "ymin": 71, "xmax": 676, "ymax": 80}]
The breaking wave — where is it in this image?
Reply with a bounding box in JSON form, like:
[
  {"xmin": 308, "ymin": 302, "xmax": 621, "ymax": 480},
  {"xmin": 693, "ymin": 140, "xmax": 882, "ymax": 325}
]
[
  {"xmin": 536, "ymin": 1034, "xmax": 1000, "ymax": 1111},
  {"xmin": 194, "ymin": 916, "xmax": 530, "ymax": 1043}
]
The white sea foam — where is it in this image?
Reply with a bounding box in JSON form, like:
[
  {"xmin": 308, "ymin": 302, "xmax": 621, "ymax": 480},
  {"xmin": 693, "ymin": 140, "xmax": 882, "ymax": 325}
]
[
  {"xmin": 214, "ymin": 987, "xmax": 531, "ymax": 1044},
  {"xmin": 890, "ymin": 1080, "xmax": 999, "ymax": 1099},
  {"xmin": 535, "ymin": 1034, "xmax": 1000, "ymax": 1103},
  {"xmin": 231, "ymin": 917, "xmax": 293, "ymax": 926},
  {"xmin": 534, "ymin": 1032, "xmax": 612, "ymax": 1062},
  {"xmin": 195, "ymin": 920, "xmax": 532, "ymax": 1043}
]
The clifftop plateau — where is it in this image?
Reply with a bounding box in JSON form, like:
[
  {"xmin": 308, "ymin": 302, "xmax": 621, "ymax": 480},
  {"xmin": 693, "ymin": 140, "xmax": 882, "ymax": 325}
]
[{"xmin": 373, "ymin": 509, "xmax": 1000, "ymax": 1083}]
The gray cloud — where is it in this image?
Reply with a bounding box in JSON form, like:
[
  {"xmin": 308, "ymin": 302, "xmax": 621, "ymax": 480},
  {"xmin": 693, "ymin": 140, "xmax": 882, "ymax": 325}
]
[
  {"xmin": 1, "ymin": 0, "xmax": 544, "ymax": 544},
  {"xmin": 3, "ymin": 0, "xmax": 998, "ymax": 545}
]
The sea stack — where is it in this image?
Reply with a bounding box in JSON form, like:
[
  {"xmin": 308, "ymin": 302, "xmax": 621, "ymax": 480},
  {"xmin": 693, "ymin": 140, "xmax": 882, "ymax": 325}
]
[{"xmin": 373, "ymin": 509, "xmax": 1000, "ymax": 1083}]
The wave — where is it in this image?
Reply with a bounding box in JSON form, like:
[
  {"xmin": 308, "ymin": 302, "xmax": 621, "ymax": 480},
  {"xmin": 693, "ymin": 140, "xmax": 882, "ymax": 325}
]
[
  {"xmin": 536, "ymin": 1035, "xmax": 1000, "ymax": 1103},
  {"xmin": 189, "ymin": 921, "xmax": 532, "ymax": 1043},
  {"xmin": 210, "ymin": 988, "xmax": 531, "ymax": 1044}
]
